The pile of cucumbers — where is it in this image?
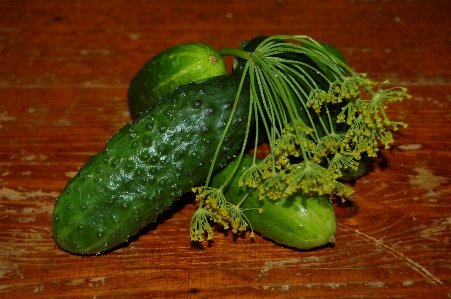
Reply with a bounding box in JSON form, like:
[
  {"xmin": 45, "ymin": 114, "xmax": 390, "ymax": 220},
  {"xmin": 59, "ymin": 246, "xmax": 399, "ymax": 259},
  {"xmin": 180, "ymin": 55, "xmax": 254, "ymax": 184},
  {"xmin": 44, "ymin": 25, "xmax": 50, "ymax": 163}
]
[{"xmin": 52, "ymin": 36, "xmax": 409, "ymax": 255}]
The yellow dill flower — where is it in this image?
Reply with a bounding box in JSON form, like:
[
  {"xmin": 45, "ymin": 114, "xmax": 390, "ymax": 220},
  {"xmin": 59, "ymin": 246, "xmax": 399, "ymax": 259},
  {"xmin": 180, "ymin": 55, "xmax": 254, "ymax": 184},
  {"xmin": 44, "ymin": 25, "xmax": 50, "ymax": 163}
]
[{"xmin": 284, "ymin": 160, "xmax": 335, "ymax": 196}]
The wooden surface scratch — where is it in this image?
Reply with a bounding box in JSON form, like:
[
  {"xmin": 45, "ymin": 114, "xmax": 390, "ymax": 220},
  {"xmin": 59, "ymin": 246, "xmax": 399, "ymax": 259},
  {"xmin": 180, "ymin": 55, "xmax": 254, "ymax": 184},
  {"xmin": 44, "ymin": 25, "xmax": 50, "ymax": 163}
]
[{"xmin": 338, "ymin": 223, "xmax": 444, "ymax": 286}]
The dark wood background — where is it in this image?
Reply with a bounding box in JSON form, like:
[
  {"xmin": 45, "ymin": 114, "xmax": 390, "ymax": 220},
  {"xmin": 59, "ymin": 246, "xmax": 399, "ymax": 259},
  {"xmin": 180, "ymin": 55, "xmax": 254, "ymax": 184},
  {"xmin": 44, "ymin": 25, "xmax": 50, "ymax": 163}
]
[{"xmin": 1, "ymin": 0, "xmax": 451, "ymax": 298}]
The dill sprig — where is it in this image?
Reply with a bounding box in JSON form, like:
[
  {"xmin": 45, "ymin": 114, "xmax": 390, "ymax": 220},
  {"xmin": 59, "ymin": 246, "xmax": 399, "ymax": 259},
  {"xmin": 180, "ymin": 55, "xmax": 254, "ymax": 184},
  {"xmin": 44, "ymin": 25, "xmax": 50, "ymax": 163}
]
[{"xmin": 189, "ymin": 35, "xmax": 410, "ymax": 242}]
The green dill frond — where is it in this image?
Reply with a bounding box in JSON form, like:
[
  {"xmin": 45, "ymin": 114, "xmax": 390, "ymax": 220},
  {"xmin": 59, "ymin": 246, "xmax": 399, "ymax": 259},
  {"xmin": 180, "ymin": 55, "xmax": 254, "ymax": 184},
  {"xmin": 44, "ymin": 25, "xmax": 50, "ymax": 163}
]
[
  {"xmin": 301, "ymin": 138, "xmax": 317, "ymax": 157},
  {"xmin": 306, "ymin": 89, "xmax": 327, "ymax": 114},
  {"xmin": 337, "ymin": 79, "xmax": 410, "ymax": 154},
  {"xmin": 386, "ymin": 120, "xmax": 408, "ymax": 131},
  {"xmin": 194, "ymin": 187, "xmax": 237, "ymax": 227},
  {"xmin": 191, "ymin": 186, "xmax": 204, "ymax": 199},
  {"xmin": 204, "ymin": 188, "xmax": 227, "ymax": 211},
  {"xmin": 375, "ymin": 80, "xmax": 412, "ymax": 103},
  {"xmin": 291, "ymin": 120, "xmax": 315, "ymax": 135},
  {"xmin": 284, "ymin": 160, "xmax": 335, "ymax": 196},
  {"xmin": 375, "ymin": 127, "xmax": 395, "ymax": 149},
  {"xmin": 238, "ymin": 163, "xmax": 261, "ymax": 188},
  {"xmin": 193, "ymin": 186, "xmax": 226, "ymax": 207},
  {"xmin": 190, "ymin": 207, "xmax": 215, "ymax": 242},
  {"xmin": 343, "ymin": 115, "xmax": 379, "ymax": 157},
  {"xmin": 333, "ymin": 180, "xmax": 355, "ymax": 200},
  {"xmin": 336, "ymin": 101, "xmax": 359, "ymax": 125},
  {"xmin": 224, "ymin": 203, "xmax": 249, "ymax": 233},
  {"xmin": 258, "ymin": 171, "xmax": 288, "ymax": 200},
  {"xmin": 274, "ymin": 155, "xmax": 290, "ymax": 170},
  {"xmin": 328, "ymin": 151, "xmax": 360, "ymax": 179},
  {"xmin": 273, "ymin": 120, "xmax": 316, "ymax": 160},
  {"xmin": 363, "ymin": 81, "xmax": 410, "ymax": 130},
  {"xmin": 274, "ymin": 128, "xmax": 300, "ymax": 157},
  {"xmin": 239, "ymin": 158, "xmax": 272, "ymax": 188},
  {"xmin": 214, "ymin": 35, "xmax": 411, "ymax": 219},
  {"xmin": 314, "ymin": 131, "xmax": 346, "ymax": 160},
  {"xmin": 333, "ymin": 76, "xmax": 362, "ymax": 102},
  {"xmin": 307, "ymin": 88, "xmax": 342, "ymax": 114}
]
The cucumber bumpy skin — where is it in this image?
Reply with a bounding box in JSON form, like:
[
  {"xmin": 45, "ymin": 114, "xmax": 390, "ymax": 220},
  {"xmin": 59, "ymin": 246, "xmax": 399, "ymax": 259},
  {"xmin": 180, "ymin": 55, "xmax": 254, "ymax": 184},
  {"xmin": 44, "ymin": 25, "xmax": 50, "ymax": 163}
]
[
  {"xmin": 52, "ymin": 74, "xmax": 250, "ymax": 255},
  {"xmin": 211, "ymin": 154, "xmax": 336, "ymax": 249}
]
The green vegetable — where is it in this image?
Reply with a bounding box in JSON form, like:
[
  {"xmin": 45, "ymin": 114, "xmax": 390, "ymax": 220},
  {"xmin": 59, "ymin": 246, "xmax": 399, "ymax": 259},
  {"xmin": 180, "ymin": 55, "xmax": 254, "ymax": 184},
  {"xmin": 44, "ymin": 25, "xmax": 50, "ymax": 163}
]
[
  {"xmin": 127, "ymin": 43, "xmax": 226, "ymax": 120},
  {"xmin": 203, "ymin": 154, "xmax": 336, "ymax": 249},
  {"xmin": 234, "ymin": 37, "xmax": 369, "ymax": 182},
  {"xmin": 52, "ymin": 74, "xmax": 250, "ymax": 255},
  {"xmin": 52, "ymin": 35, "xmax": 410, "ymax": 253},
  {"xmin": 190, "ymin": 35, "xmax": 410, "ymax": 241}
]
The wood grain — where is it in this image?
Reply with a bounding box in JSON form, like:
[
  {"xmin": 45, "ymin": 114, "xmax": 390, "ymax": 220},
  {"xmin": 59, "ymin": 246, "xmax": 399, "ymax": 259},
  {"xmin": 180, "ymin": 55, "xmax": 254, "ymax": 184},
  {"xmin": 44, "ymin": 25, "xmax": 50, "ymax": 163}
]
[{"xmin": 1, "ymin": 0, "xmax": 451, "ymax": 298}]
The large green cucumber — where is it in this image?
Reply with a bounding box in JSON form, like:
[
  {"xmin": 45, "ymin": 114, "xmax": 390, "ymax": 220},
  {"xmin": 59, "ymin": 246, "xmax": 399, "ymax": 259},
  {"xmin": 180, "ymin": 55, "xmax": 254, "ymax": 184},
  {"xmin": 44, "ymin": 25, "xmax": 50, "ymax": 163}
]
[
  {"xmin": 53, "ymin": 74, "xmax": 250, "ymax": 255},
  {"xmin": 127, "ymin": 43, "xmax": 226, "ymax": 120},
  {"xmin": 211, "ymin": 154, "xmax": 336, "ymax": 249}
]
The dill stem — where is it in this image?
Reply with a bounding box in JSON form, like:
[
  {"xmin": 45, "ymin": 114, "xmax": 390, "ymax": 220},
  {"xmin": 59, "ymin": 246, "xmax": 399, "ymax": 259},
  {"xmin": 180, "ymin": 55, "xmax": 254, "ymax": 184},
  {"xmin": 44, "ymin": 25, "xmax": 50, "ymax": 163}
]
[
  {"xmin": 236, "ymin": 192, "xmax": 251, "ymax": 208},
  {"xmin": 217, "ymin": 48, "xmax": 251, "ymax": 61},
  {"xmin": 203, "ymin": 64, "xmax": 249, "ymax": 188},
  {"xmin": 250, "ymin": 52, "xmax": 311, "ymax": 162}
]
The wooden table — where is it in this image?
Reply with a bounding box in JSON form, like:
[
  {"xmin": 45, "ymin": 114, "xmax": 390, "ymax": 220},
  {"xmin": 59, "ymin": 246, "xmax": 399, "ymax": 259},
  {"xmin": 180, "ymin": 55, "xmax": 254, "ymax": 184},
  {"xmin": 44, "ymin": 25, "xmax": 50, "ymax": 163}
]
[{"xmin": 1, "ymin": 1, "xmax": 450, "ymax": 298}]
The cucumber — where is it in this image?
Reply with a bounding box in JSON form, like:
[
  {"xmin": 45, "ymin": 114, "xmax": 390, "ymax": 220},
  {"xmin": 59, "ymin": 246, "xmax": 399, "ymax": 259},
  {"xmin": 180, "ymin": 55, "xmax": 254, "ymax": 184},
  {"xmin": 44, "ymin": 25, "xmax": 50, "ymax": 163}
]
[
  {"xmin": 52, "ymin": 74, "xmax": 250, "ymax": 255},
  {"xmin": 211, "ymin": 154, "xmax": 336, "ymax": 249},
  {"xmin": 127, "ymin": 43, "xmax": 226, "ymax": 120}
]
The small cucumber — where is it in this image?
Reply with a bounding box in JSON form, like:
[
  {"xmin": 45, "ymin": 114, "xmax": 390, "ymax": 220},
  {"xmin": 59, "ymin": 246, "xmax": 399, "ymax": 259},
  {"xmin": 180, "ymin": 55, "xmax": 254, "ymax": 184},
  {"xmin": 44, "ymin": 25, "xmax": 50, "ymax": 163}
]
[
  {"xmin": 52, "ymin": 74, "xmax": 250, "ymax": 255},
  {"xmin": 211, "ymin": 155, "xmax": 336, "ymax": 249},
  {"xmin": 127, "ymin": 43, "xmax": 226, "ymax": 119}
]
